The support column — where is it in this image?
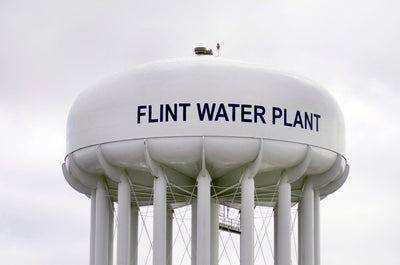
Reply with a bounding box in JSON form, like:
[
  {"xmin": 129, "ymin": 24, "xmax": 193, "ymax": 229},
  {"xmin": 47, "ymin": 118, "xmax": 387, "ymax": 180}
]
[
  {"xmin": 191, "ymin": 199, "xmax": 197, "ymax": 265},
  {"xmin": 95, "ymin": 179, "xmax": 108, "ymax": 265},
  {"xmin": 90, "ymin": 190, "xmax": 96, "ymax": 265},
  {"xmin": 117, "ymin": 175, "xmax": 131, "ymax": 265},
  {"xmin": 298, "ymin": 198, "xmax": 303, "ymax": 264},
  {"xmin": 274, "ymin": 207, "xmax": 278, "ymax": 265},
  {"xmin": 277, "ymin": 175, "xmax": 291, "ymax": 265},
  {"xmin": 196, "ymin": 171, "xmax": 211, "ymax": 265},
  {"xmin": 130, "ymin": 206, "xmax": 139, "ymax": 265},
  {"xmin": 166, "ymin": 206, "xmax": 173, "ymax": 265},
  {"xmin": 314, "ymin": 189, "xmax": 320, "ymax": 265},
  {"xmin": 108, "ymin": 201, "xmax": 114, "ymax": 265},
  {"xmin": 241, "ymin": 177, "xmax": 254, "ymax": 265},
  {"xmin": 153, "ymin": 175, "xmax": 167, "ymax": 265},
  {"xmin": 299, "ymin": 179, "xmax": 314, "ymax": 265},
  {"xmin": 210, "ymin": 199, "xmax": 219, "ymax": 265}
]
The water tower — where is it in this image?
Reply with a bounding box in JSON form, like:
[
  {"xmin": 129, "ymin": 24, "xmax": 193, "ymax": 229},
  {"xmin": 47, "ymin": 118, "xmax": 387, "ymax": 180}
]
[{"xmin": 62, "ymin": 56, "xmax": 349, "ymax": 265}]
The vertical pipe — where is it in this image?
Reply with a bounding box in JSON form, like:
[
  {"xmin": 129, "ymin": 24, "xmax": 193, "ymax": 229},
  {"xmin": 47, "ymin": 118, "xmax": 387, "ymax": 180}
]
[
  {"xmin": 166, "ymin": 206, "xmax": 173, "ymax": 265},
  {"xmin": 105, "ymin": 199, "xmax": 110, "ymax": 265},
  {"xmin": 95, "ymin": 179, "xmax": 108, "ymax": 265},
  {"xmin": 241, "ymin": 177, "xmax": 254, "ymax": 265},
  {"xmin": 153, "ymin": 175, "xmax": 167, "ymax": 265},
  {"xmin": 314, "ymin": 189, "xmax": 320, "ymax": 265},
  {"xmin": 130, "ymin": 206, "xmax": 139, "ymax": 265},
  {"xmin": 196, "ymin": 172, "xmax": 211, "ymax": 265},
  {"xmin": 191, "ymin": 199, "xmax": 197, "ymax": 265},
  {"xmin": 298, "ymin": 199, "xmax": 303, "ymax": 265},
  {"xmin": 274, "ymin": 207, "xmax": 278, "ymax": 265},
  {"xmin": 277, "ymin": 175, "xmax": 291, "ymax": 265},
  {"xmin": 210, "ymin": 199, "xmax": 219, "ymax": 265},
  {"xmin": 90, "ymin": 189, "xmax": 96, "ymax": 265},
  {"xmin": 108, "ymin": 201, "xmax": 114, "ymax": 265},
  {"xmin": 299, "ymin": 180, "xmax": 314, "ymax": 265},
  {"xmin": 117, "ymin": 175, "xmax": 131, "ymax": 265}
]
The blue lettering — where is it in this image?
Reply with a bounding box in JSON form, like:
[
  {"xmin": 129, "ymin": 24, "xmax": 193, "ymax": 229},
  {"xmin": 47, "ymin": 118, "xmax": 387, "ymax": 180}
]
[
  {"xmin": 215, "ymin": 104, "xmax": 229, "ymax": 121},
  {"xmin": 293, "ymin": 110, "xmax": 303, "ymax": 128},
  {"xmin": 314, "ymin": 114, "xmax": 321, "ymax": 132},
  {"xmin": 272, "ymin": 107, "xmax": 282, "ymax": 124},
  {"xmin": 165, "ymin": 104, "xmax": 177, "ymax": 121},
  {"xmin": 137, "ymin": 105, "xmax": 146, "ymax": 124},
  {"xmin": 241, "ymin": 104, "xmax": 252, "ymax": 122},
  {"xmin": 254, "ymin": 105, "xmax": 266, "ymax": 124},
  {"xmin": 197, "ymin": 103, "xmax": 216, "ymax": 121},
  {"xmin": 179, "ymin": 103, "xmax": 191, "ymax": 121},
  {"xmin": 138, "ymin": 103, "xmax": 320, "ymax": 131},
  {"xmin": 148, "ymin": 105, "xmax": 158, "ymax": 123},
  {"xmin": 305, "ymin": 112, "xmax": 312, "ymax": 130},
  {"xmin": 228, "ymin": 104, "xmax": 239, "ymax": 121},
  {"xmin": 159, "ymin": 104, "xmax": 164, "ymax": 122},
  {"xmin": 283, "ymin": 108, "xmax": 292, "ymax": 127}
]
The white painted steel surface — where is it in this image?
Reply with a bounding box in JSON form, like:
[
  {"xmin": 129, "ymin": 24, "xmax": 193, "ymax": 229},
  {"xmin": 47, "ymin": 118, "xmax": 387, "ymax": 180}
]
[
  {"xmin": 117, "ymin": 176, "xmax": 131, "ymax": 265},
  {"xmin": 196, "ymin": 169, "xmax": 211, "ymax": 265},
  {"xmin": 210, "ymin": 199, "xmax": 219, "ymax": 265},
  {"xmin": 240, "ymin": 177, "xmax": 255, "ymax": 265},
  {"xmin": 191, "ymin": 199, "xmax": 197, "ymax": 265},
  {"xmin": 167, "ymin": 207, "xmax": 173, "ymax": 265},
  {"xmin": 89, "ymin": 190, "xmax": 96, "ymax": 265},
  {"xmin": 108, "ymin": 201, "xmax": 114, "ymax": 265},
  {"xmin": 299, "ymin": 180, "xmax": 314, "ymax": 265},
  {"xmin": 277, "ymin": 175, "xmax": 291, "ymax": 265},
  {"xmin": 130, "ymin": 206, "xmax": 138, "ymax": 265},
  {"xmin": 274, "ymin": 207, "xmax": 278, "ymax": 265},
  {"xmin": 66, "ymin": 58, "xmax": 345, "ymax": 156},
  {"xmin": 94, "ymin": 179, "xmax": 108, "ymax": 265},
  {"xmin": 314, "ymin": 190, "xmax": 321, "ymax": 265},
  {"xmin": 62, "ymin": 57, "xmax": 349, "ymax": 265},
  {"xmin": 153, "ymin": 174, "xmax": 167, "ymax": 265}
]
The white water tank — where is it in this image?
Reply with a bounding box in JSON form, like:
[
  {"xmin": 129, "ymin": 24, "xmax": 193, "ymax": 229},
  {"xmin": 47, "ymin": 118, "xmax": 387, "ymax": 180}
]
[{"xmin": 63, "ymin": 57, "xmax": 349, "ymax": 265}]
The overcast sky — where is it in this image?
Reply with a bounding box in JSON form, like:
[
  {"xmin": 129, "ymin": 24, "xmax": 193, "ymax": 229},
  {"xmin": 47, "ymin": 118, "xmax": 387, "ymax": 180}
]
[{"xmin": 1, "ymin": 0, "xmax": 399, "ymax": 264}]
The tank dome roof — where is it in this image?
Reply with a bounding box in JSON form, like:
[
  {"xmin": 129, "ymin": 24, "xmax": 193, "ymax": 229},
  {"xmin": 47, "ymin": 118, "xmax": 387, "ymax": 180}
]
[{"xmin": 67, "ymin": 57, "xmax": 345, "ymax": 156}]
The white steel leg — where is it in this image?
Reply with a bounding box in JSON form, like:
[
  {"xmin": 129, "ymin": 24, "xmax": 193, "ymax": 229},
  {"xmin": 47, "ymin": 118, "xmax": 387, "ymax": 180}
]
[
  {"xmin": 196, "ymin": 171, "xmax": 211, "ymax": 265},
  {"xmin": 153, "ymin": 175, "xmax": 167, "ymax": 265},
  {"xmin": 210, "ymin": 199, "xmax": 219, "ymax": 265},
  {"xmin": 298, "ymin": 198, "xmax": 303, "ymax": 265},
  {"xmin": 191, "ymin": 199, "xmax": 197, "ymax": 265},
  {"xmin": 90, "ymin": 189, "xmax": 96, "ymax": 265},
  {"xmin": 241, "ymin": 177, "xmax": 254, "ymax": 265},
  {"xmin": 277, "ymin": 175, "xmax": 291, "ymax": 265},
  {"xmin": 274, "ymin": 207, "xmax": 278, "ymax": 265},
  {"xmin": 117, "ymin": 175, "xmax": 131, "ymax": 265},
  {"xmin": 108, "ymin": 201, "xmax": 114, "ymax": 265},
  {"xmin": 95, "ymin": 179, "xmax": 108, "ymax": 265},
  {"xmin": 299, "ymin": 179, "xmax": 314, "ymax": 265},
  {"xmin": 130, "ymin": 206, "xmax": 139, "ymax": 265},
  {"xmin": 167, "ymin": 206, "xmax": 173, "ymax": 265},
  {"xmin": 314, "ymin": 189, "xmax": 320, "ymax": 265}
]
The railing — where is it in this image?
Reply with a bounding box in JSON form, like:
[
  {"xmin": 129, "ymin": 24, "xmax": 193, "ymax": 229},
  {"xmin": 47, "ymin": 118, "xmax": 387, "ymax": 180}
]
[{"xmin": 218, "ymin": 205, "xmax": 241, "ymax": 234}]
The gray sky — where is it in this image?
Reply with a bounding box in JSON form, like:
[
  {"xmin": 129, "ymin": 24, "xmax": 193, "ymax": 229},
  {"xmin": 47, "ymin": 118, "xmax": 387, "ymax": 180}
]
[{"xmin": 1, "ymin": 0, "xmax": 399, "ymax": 264}]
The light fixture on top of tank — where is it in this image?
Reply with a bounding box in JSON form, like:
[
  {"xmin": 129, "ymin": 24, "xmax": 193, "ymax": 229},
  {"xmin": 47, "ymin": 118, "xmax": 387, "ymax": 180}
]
[{"xmin": 194, "ymin": 46, "xmax": 213, "ymax": 55}]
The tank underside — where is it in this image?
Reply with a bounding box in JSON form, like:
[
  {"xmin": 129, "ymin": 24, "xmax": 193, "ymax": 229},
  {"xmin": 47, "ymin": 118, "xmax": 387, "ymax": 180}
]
[{"xmin": 64, "ymin": 136, "xmax": 347, "ymax": 209}]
